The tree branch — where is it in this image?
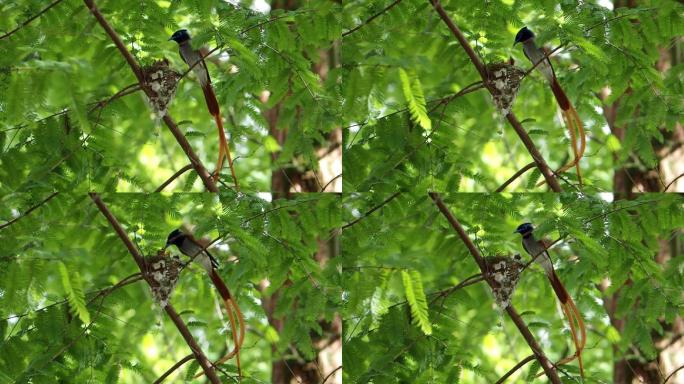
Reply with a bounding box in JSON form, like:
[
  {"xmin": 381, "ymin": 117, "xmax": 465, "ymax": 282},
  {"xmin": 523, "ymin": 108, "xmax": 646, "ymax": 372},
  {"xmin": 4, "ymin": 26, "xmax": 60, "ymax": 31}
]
[
  {"xmin": 153, "ymin": 354, "xmax": 195, "ymax": 384},
  {"xmin": 495, "ymin": 354, "xmax": 536, "ymax": 384},
  {"xmin": 342, "ymin": 191, "xmax": 401, "ymax": 229},
  {"xmin": 428, "ymin": 0, "xmax": 562, "ymax": 191},
  {"xmin": 428, "ymin": 192, "xmax": 561, "ymax": 384},
  {"xmin": 88, "ymin": 193, "xmax": 221, "ymax": 384},
  {"xmin": 0, "ymin": 191, "xmax": 59, "ymax": 231},
  {"xmin": 155, "ymin": 164, "xmax": 194, "ymax": 192},
  {"xmin": 82, "ymin": 0, "xmax": 218, "ymax": 192},
  {"xmin": 495, "ymin": 162, "xmax": 536, "ymax": 192},
  {"xmin": 0, "ymin": 0, "xmax": 65, "ymax": 40},
  {"xmin": 342, "ymin": 0, "xmax": 403, "ymax": 37}
]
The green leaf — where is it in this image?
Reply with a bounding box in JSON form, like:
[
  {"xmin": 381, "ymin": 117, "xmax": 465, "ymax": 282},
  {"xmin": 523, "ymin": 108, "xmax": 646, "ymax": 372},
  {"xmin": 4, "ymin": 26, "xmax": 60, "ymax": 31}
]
[
  {"xmin": 398, "ymin": 68, "xmax": 432, "ymax": 131},
  {"xmin": 58, "ymin": 261, "xmax": 90, "ymax": 324},
  {"xmin": 401, "ymin": 270, "xmax": 432, "ymax": 335}
]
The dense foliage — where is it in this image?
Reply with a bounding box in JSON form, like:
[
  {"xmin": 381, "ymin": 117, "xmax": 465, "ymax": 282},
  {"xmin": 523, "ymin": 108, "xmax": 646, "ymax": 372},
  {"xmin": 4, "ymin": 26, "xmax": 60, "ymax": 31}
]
[
  {"xmin": 0, "ymin": 0, "xmax": 341, "ymax": 193},
  {"xmin": 342, "ymin": 192, "xmax": 683, "ymax": 382},
  {"xmin": 342, "ymin": 0, "xmax": 683, "ymax": 192},
  {"xmin": 0, "ymin": 192, "xmax": 341, "ymax": 383}
]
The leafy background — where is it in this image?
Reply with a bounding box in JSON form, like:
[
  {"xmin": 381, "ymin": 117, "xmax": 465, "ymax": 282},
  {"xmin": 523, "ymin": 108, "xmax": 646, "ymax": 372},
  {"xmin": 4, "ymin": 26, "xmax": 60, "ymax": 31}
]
[
  {"xmin": 342, "ymin": 192, "xmax": 684, "ymax": 383},
  {"xmin": 342, "ymin": 0, "xmax": 683, "ymax": 193},
  {"xmin": 0, "ymin": 0, "xmax": 342, "ymax": 193},
  {"xmin": 0, "ymin": 192, "xmax": 341, "ymax": 383}
]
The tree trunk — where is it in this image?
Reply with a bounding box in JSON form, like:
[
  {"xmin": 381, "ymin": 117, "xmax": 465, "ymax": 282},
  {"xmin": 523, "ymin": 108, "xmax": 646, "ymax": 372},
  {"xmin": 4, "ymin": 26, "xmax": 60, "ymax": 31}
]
[{"xmin": 261, "ymin": 2, "xmax": 342, "ymax": 383}]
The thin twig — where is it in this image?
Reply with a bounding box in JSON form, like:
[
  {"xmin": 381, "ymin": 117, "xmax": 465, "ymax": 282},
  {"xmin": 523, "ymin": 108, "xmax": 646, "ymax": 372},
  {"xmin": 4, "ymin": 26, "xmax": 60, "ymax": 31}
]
[
  {"xmin": 428, "ymin": 0, "xmax": 561, "ymax": 191},
  {"xmin": 428, "ymin": 192, "xmax": 561, "ymax": 384},
  {"xmin": 155, "ymin": 164, "xmax": 194, "ymax": 192},
  {"xmin": 153, "ymin": 354, "xmax": 195, "ymax": 384},
  {"xmin": 89, "ymin": 192, "xmax": 221, "ymax": 384},
  {"xmin": 495, "ymin": 162, "xmax": 536, "ymax": 192},
  {"xmin": 0, "ymin": 0, "xmax": 65, "ymax": 40},
  {"xmin": 83, "ymin": 0, "xmax": 218, "ymax": 192},
  {"xmin": 495, "ymin": 355, "xmax": 536, "ymax": 384},
  {"xmin": 342, "ymin": 191, "xmax": 401, "ymax": 229},
  {"xmin": 664, "ymin": 172, "xmax": 684, "ymax": 192},
  {"xmin": 1, "ymin": 273, "xmax": 142, "ymax": 323},
  {"xmin": 320, "ymin": 173, "xmax": 342, "ymax": 192},
  {"xmin": 321, "ymin": 365, "xmax": 342, "ymax": 384},
  {"xmin": 342, "ymin": 0, "xmax": 403, "ymax": 37},
  {"xmin": 664, "ymin": 363, "xmax": 684, "ymax": 384},
  {"xmin": 0, "ymin": 192, "xmax": 59, "ymax": 231}
]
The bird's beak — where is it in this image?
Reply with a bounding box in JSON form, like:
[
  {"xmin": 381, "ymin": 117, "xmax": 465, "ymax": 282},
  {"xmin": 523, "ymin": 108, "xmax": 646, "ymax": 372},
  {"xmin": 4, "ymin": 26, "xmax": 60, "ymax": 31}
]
[
  {"xmin": 164, "ymin": 243, "xmax": 170, "ymax": 249},
  {"xmin": 513, "ymin": 229, "xmax": 520, "ymax": 234},
  {"xmin": 168, "ymin": 37, "xmax": 174, "ymax": 41},
  {"xmin": 513, "ymin": 40, "xmax": 519, "ymax": 47}
]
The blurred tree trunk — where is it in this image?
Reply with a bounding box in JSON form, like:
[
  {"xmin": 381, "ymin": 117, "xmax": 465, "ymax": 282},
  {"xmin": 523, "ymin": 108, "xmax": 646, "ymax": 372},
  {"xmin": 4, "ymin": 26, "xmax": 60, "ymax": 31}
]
[
  {"xmin": 603, "ymin": 5, "xmax": 683, "ymax": 383},
  {"xmin": 603, "ymin": 1, "xmax": 684, "ymax": 195},
  {"xmin": 262, "ymin": 2, "xmax": 342, "ymax": 384},
  {"xmin": 266, "ymin": 2, "xmax": 342, "ymax": 196}
]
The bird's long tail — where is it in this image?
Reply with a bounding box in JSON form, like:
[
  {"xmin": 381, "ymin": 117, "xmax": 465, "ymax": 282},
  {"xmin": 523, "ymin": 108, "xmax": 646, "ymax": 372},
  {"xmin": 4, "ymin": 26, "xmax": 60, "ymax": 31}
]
[
  {"xmin": 545, "ymin": 270, "xmax": 586, "ymax": 377},
  {"xmin": 201, "ymin": 84, "xmax": 239, "ymax": 190},
  {"xmin": 194, "ymin": 269, "xmax": 246, "ymax": 380},
  {"xmin": 537, "ymin": 79, "xmax": 585, "ymax": 187}
]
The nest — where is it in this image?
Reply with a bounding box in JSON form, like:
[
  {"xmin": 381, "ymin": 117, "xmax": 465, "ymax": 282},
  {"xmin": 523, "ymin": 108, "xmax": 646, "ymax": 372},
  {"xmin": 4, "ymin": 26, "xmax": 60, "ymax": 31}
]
[
  {"xmin": 145, "ymin": 249, "xmax": 184, "ymax": 308},
  {"xmin": 486, "ymin": 62, "xmax": 526, "ymax": 117},
  {"xmin": 484, "ymin": 254, "xmax": 524, "ymax": 309},
  {"xmin": 142, "ymin": 59, "xmax": 181, "ymax": 118}
]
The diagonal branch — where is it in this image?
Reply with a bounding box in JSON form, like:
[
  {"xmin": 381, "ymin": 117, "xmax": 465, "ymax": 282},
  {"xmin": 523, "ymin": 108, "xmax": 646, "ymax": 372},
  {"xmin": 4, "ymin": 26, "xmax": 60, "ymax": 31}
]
[
  {"xmin": 155, "ymin": 164, "xmax": 194, "ymax": 192},
  {"xmin": 0, "ymin": 0, "xmax": 65, "ymax": 40},
  {"xmin": 428, "ymin": 192, "xmax": 561, "ymax": 384},
  {"xmin": 82, "ymin": 0, "xmax": 218, "ymax": 192},
  {"xmin": 154, "ymin": 354, "xmax": 195, "ymax": 384},
  {"xmin": 342, "ymin": 0, "xmax": 403, "ymax": 37},
  {"xmin": 88, "ymin": 193, "xmax": 221, "ymax": 384},
  {"xmin": 495, "ymin": 354, "xmax": 536, "ymax": 384},
  {"xmin": 0, "ymin": 191, "xmax": 59, "ymax": 231},
  {"xmin": 428, "ymin": 0, "xmax": 562, "ymax": 192},
  {"xmin": 495, "ymin": 162, "xmax": 536, "ymax": 192},
  {"xmin": 342, "ymin": 191, "xmax": 401, "ymax": 229}
]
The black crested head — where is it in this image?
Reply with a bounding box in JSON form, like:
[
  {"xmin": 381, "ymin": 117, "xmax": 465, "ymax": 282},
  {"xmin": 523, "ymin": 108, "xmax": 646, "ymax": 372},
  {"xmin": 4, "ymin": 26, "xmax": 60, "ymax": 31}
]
[
  {"xmin": 514, "ymin": 222, "xmax": 534, "ymax": 235},
  {"xmin": 165, "ymin": 229, "xmax": 185, "ymax": 248},
  {"xmin": 169, "ymin": 29, "xmax": 191, "ymax": 43},
  {"xmin": 514, "ymin": 27, "xmax": 534, "ymax": 45}
]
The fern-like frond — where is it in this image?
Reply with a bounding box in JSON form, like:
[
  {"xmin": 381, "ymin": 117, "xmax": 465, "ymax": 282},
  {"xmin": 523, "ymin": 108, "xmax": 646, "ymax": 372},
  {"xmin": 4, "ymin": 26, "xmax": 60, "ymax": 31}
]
[
  {"xmin": 398, "ymin": 68, "xmax": 432, "ymax": 131},
  {"xmin": 401, "ymin": 270, "xmax": 432, "ymax": 335},
  {"xmin": 58, "ymin": 262, "xmax": 90, "ymax": 324}
]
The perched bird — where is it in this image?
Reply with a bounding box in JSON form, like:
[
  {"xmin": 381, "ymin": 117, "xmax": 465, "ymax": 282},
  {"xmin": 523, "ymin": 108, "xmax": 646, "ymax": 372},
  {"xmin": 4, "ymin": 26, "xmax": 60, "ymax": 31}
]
[
  {"xmin": 165, "ymin": 228, "xmax": 245, "ymax": 377},
  {"xmin": 169, "ymin": 29, "xmax": 239, "ymax": 189},
  {"xmin": 514, "ymin": 27, "xmax": 585, "ymax": 185},
  {"xmin": 514, "ymin": 222, "xmax": 586, "ymax": 377}
]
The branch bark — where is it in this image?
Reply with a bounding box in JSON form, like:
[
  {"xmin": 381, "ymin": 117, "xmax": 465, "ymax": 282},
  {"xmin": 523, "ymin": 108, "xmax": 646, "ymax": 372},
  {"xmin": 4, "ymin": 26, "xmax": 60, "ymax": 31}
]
[
  {"xmin": 82, "ymin": 0, "xmax": 218, "ymax": 192},
  {"xmin": 428, "ymin": 0, "xmax": 562, "ymax": 192},
  {"xmin": 88, "ymin": 193, "xmax": 221, "ymax": 384},
  {"xmin": 429, "ymin": 192, "xmax": 561, "ymax": 384}
]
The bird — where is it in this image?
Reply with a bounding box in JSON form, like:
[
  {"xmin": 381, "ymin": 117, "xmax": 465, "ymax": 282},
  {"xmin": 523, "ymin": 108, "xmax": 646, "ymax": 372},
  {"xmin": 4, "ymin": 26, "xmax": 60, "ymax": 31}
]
[
  {"xmin": 169, "ymin": 29, "xmax": 239, "ymax": 189},
  {"xmin": 514, "ymin": 27, "xmax": 586, "ymax": 186},
  {"xmin": 165, "ymin": 228, "xmax": 245, "ymax": 378},
  {"xmin": 514, "ymin": 222, "xmax": 586, "ymax": 377}
]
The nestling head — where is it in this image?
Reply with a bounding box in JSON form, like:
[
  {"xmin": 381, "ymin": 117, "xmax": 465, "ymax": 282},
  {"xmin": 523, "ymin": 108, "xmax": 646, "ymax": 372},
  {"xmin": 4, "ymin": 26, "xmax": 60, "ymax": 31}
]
[
  {"xmin": 514, "ymin": 27, "xmax": 535, "ymax": 45},
  {"xmin": 169, "ymin": 29, "xmax": 191, "ymax": 43},
  {"xmin": 165, "ymin": 229, "xmax": 185, "ymax": 248},
  {"xmin": 514, "ymin": 222, "xmax": 534, "ymax": 235}
]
